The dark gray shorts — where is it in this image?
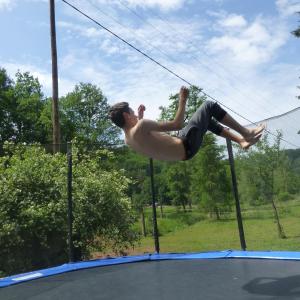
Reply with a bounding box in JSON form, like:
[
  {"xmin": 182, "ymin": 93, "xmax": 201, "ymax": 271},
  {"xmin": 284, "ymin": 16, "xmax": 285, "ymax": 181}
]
[{"xmin": 178, "ymin": 101, "xmax": 226, "ymax": 160}]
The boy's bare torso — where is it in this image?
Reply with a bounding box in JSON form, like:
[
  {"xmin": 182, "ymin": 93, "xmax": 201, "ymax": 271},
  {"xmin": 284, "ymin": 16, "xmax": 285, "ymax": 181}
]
[{"xmin": 125, "ymin": 120, "xmax": 186, "ymax": 161}]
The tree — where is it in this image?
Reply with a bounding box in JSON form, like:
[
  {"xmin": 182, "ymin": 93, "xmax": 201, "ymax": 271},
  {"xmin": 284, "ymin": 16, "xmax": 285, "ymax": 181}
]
[
  {"xmin": 158, "ymin": 86, "xmax": 207, "ymax": 211},
  {"xmin": 0, "ymin": 143, "xmax": 138, "ymax": 276},
  {"xmin": 12, "ymin": 71, "xmax": 48, "ymax": 144},
  {"xmin": 237, "ymin": 133, "xmax": 287, "ymax": 238},
  {"xmin": 114, "ymin": 148, "xmax": 150, "ymax": 236},
  {"xmin": 159, "ymin": 85, "xmax": 206, "ymax": 124},
  {"xmin": 0, "ymin": 69, "xmax": 49, "ymax": 149},
  {"xmin": 159, "ymin": 85, "xmax": 231, "ymax": 215},
  {"xmin": 0, "ymin": 68, "xmax": 15, "ymax": 150},
  {"xmin": 59, "ymin": 83, "xmax": 121, "ymax": 145},
  {"xmin": 165, "ymin": 162, "xmax": 190, "ymax": 211},
  {"xmin": 189, "ymin": 134, "xmax": 232, "ymax": 219}
]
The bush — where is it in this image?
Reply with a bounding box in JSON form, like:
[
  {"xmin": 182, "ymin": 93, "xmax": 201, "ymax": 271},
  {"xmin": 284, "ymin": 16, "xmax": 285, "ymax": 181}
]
[
  {"xmin": 0, "ymin": 144, "xmax": 138, "ymax": 276},
  {"xmin": 277, "ymin": 192, "xmax": 292, "ymax": 202}
]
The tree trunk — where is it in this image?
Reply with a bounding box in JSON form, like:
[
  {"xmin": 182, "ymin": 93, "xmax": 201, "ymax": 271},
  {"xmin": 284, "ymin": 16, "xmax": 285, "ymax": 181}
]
[
  {"xmin": 182, "ymin": 200, "xmax": 186, "ymax": 212},
  {"xmin": 214, "ymin": 207, "xmax": 220, "ymax": 220},
  {"xmin": 270, "ymin": 170, "xmax": 286, "ymax": 239},
  {"xmin": 160, "ymin": 203, "xmax": 164, "ymax": 218},
  {"xmin": 270, "ymin": 196, "xmax": 286, "ymax": 239}
]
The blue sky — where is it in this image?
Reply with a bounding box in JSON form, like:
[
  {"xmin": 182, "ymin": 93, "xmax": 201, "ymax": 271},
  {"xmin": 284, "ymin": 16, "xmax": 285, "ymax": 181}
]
[{"xmin": 0, "ymin": 0, "xmax": 300, "ymax": 132}]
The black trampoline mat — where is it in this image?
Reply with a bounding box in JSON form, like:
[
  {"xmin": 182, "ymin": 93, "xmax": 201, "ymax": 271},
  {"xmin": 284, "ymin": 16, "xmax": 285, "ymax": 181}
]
[{"xmin": 1, "ymin": 258, "xmax": 300, "ymax": 300}]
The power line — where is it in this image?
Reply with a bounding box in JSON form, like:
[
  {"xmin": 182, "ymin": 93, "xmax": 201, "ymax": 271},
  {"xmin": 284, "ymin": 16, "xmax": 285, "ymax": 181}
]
[
  {"xmin": 85, "ymin": 0, "xmax": 224, "ymax": 105},
  {"xmin": 62, "ymin": 0, "xmax": 192, "ymax": 86},
  {"xmin": 85, "ymin": 0, "xmax": 183, "ymax": 66},
  {"xmin": 61, "ymin": 0, "xmax": 300, "ymax": 148},
  {"xmin": 116, "ymin": 0, "xmax": 300, "ymax": 132}
]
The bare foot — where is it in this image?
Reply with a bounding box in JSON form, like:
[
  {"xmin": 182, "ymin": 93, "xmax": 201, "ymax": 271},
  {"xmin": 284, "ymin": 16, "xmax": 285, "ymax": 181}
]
[
  {"xmin": 240, "ymin": 134, "xmax": 263, "ymax": 150},
  {"xmin": 243, "ymin": 123, "xmax": 266, "ymax": 142}
]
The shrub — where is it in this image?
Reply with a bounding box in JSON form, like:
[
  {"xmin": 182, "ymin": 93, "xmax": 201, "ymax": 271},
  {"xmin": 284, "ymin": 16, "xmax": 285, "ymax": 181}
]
[
  {"xmin": 277, "ymin": 192, "xmax": 292, "ymax": 202},
  {"xmin": 0, "ymin": 144, "xmax": 138, "ymax": 276}
]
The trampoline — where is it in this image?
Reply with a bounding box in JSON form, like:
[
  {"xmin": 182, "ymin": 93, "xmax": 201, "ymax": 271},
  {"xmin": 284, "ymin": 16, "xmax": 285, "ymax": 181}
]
[{"xmin": 2, "ymin": 250, "xmax": 300, "ymax": 299}]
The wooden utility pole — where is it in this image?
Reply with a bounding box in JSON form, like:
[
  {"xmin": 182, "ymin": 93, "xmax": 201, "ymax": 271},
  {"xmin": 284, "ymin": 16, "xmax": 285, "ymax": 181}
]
[{"xmin": 49, "ymin": 0, "xmax": 61, "ymax": 153}]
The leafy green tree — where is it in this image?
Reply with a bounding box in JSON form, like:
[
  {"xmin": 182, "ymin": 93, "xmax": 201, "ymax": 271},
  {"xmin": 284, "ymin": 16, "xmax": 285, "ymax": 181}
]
[
  {"xmin": 236, "ymin": 155, "xmax": 262, "ymax": 206},
  {"xmin": 159, "ymin": 85, "xmax": 231, "ymax": 215},
  {"xmin": 0, "ymin": 68, "xmax": 15, "ymax": 149},
  {"xmin": 114, "ymin": 148, "xmax": 150, "ymax": 236},
  {"xmin": 58, "ymin": 83, "xmax": 121, "ymax": 145},
  {"xmin": 189, "ymin": 135, "xmax": 232, "ymax": 219},
  {"xmin": 237, "ymin": 133, "xmax": 287, "ymax": 238},
  {"xmin": 158, "ymin": 85, "xmax": 206, "ymax": 210},
  {"xmin": 159, "ymin": 85, "xmax": 206, "ymax": 124},
  {"xmin": 156, "ymin": 170, "xmax": 172, "ymax": 216},
  {"xmin": 0, "ymin": 69, "xmax": 49, "ymax": 150},
  {"xmin": 165, "ymin": 162, "xmax": 190, "ymax": 211},
  {"xmin": 0, "ymin": 143, "xmax": 138, "ymax": 276}
]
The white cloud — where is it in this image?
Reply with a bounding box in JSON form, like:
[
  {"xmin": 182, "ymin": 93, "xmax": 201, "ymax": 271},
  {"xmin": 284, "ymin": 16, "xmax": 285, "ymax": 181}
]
[
  {"xmin": 123, "ymin": 0, "xmax": 186, "ymax": 10},
  {"xmin": 219, "ymin": 14, "xmax": 247, "ymax": 28},
  {"xmin": 0, "ymin": 0, "xmax": 15, "ymax": 10},
  {"xmin": 68, "ymin": 0, "xmax": 188, "ymax": 13},
  {"xmin": 2, "ymin": 61, "xmax": 75, "ymax": 96},
  {"xmin": 276, "ymin": 0, "xmax": 300, "ymax": 18},
  {"xmin": 0, "ymin": 0, "xmax": 48, "ymax": 11},
  {"xmin": 2, "ymin": 0, "xmax": 298, "ymax": 143},
  {"xmin": 207, "ymin": 15, "xmax": 288, "ymax": 66}
]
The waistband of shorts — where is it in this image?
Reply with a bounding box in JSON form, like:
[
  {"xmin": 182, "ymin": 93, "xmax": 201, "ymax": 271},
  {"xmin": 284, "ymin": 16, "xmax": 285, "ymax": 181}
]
[{"xmin": 178, "ymin": 136, "xmax": 193, "ymax": 160}]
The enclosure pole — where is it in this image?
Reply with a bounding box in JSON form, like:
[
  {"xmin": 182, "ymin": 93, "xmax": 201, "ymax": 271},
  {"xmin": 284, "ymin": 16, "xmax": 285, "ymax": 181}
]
[
  {"xmin": 149, "ymin": 158, "xmax": 160, "ymax": 253},
  {"xmin": 226, "ymin": 138, "xmax": 247, "ymax": 250},
  {"xmin": 67, "ymin": 142, "xmax": 74, "ymax": 262},
  {"xmin": 49, "ymin": 0, "xmax": 61, "ymax": 153}
]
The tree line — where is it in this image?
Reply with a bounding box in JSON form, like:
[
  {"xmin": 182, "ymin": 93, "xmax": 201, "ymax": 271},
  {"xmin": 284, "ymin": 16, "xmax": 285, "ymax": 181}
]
[{"xmin": 0, "ymin": 67, "xmax": 300, "ymax": 277}]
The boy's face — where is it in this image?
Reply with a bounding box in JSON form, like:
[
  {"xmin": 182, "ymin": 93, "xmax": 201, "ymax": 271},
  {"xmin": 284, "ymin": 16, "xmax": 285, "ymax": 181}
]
[
  {"xmin": 124, "ymin": 107, "xmax": 138, "ymax": 124},
  {"xmin": 129, "ymin": 108, "xmax": 138, "ymax": 119}
]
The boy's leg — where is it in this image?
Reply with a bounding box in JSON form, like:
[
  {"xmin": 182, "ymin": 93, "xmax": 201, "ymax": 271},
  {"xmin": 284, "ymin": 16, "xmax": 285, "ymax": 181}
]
[
  {"xmin": 178, "ymin": 101, "xmax": 220, "ymax": 159},
  {"xmin": 207, "ymin": 119, "xmax": 224, "ymax": 135},
  {"xmin": 208, "ymin": 101, "xmax": 266, "ymax": 142},
  {"xmin": 220, "ymin": 128, "xmax": 262, "ymax": 150},
  {"xmin": 179, "ymin": 101, "xmax": 265, "ymax": 159},
  {"xmin": 219, "ymin": 113, "xmax": 265, "ymax": 142},
  {"xmin": 207, "ymin": 119, "xmax": 261, "ymax": 149}
]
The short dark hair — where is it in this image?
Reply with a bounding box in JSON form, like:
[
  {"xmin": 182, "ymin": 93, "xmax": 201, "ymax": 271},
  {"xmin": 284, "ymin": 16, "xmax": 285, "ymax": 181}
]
[{"xmin": 109, "ymin": 102, "xmax": 130, "ymax": 128}]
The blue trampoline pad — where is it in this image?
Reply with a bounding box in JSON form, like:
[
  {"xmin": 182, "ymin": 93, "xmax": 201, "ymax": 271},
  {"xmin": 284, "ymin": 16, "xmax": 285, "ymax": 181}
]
[{"xmin": 1, "ymin": 250, "xmax": 300, "ymax": 299}]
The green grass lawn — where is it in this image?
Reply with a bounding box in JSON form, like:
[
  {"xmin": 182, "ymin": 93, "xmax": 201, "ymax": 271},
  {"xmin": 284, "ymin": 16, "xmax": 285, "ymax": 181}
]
[
  {"xmin": 126, "ymin": 199, "xmax": 300, "ymax": 255},
  {"xmin": 128, "ymin": 217, "xmax": 300, "ymax": 255}
]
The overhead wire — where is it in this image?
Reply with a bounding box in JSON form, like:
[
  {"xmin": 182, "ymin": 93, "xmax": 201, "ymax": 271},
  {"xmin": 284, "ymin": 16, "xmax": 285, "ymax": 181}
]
[
  {"xmin": 85, "ymin": 0, "xmax": 185, "ymax": 66},
  {"xmin": 116, "ymin": 0, "xmax": 300, "ymax": 133},
  {"xmin": 61, "ymin": 0, "xmax": 300, "ymax": 148},
  {"xmin": 84, "ymin": 0, "xmax": 226, "ymax": 104},
  {"xmin": 115, "ymin": 0, "xmax": 271, "ymax": 118},
  {"xmin": 145, "ymin": 3, "xmax": 300, "ymax": 111},
  {"xmin": 115, "ymin": 0, "xmax": 256, "ymax": 118}
]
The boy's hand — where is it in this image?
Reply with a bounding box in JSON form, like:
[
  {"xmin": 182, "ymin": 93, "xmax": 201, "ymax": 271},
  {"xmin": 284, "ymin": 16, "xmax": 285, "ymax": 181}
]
[
  {"xmin": 179, "ymin": 86, "xmax": 189, "ymax": 105},
  {"xmin": 138, "ymin": 104, "xmax": 146, "ymax": 119}
]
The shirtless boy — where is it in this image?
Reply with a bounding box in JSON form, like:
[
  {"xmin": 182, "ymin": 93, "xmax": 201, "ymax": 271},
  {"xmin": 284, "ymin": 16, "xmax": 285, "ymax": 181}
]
[{"xmin": 109, "ymin": 86, "xmax": 265, "ymax": 161}]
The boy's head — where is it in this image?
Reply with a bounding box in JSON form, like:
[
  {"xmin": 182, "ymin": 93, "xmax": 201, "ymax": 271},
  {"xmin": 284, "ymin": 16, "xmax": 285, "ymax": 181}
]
[{"xmin": 109, "ymin": 102, "xmax": 137, "ymax": 128}]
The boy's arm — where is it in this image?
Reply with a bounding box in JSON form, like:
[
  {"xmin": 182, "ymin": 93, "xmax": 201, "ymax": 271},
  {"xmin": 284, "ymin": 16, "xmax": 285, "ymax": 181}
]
[
  {"xmin": 138, "ymin": 105, "xmax": 146, "ymax": 120},
  {"xmin": 138, "ymin": 86, "xmax": 189, "ymax": 133}
]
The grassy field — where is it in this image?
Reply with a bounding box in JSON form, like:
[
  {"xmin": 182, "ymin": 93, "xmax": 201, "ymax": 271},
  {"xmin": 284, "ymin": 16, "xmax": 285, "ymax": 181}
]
[{"xmin": 125, "ymin": 198, "xmax": 300, "ymax": 255}]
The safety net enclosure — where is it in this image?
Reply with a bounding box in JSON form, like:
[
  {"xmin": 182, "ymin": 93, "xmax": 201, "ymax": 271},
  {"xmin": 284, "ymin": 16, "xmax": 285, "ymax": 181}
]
[{"xmin": 1, "ymin": 250, "xmax": 300, "ymax": 300}]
